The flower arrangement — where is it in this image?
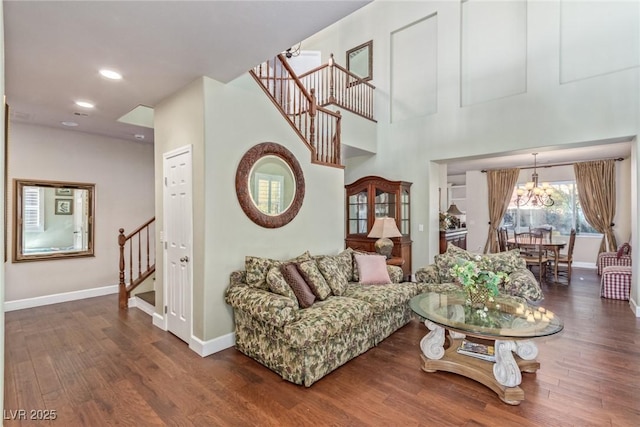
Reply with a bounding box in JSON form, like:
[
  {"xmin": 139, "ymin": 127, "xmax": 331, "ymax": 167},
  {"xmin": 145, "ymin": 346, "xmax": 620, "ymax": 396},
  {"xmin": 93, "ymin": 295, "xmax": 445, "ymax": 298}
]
[
  {"xmin": 449, "ymin": 256, "xmax": 509, "ymax": 307},
  {"xmin": 439, "ymin": 212, "xmax": 460, "ymax": 230}
]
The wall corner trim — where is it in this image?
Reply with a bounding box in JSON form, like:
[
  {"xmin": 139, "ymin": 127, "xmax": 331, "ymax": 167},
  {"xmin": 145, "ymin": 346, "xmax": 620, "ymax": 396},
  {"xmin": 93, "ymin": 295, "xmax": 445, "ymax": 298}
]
[{"xmin": 189, "ymin": 333, "xmax": 235, "ymax": 357}]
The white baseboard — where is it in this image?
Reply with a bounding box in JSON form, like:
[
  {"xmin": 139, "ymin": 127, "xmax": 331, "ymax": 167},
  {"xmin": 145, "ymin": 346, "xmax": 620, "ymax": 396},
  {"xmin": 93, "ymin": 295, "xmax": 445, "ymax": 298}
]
[
  {"xmin": 189, "ymin": 332, "xmax": 235, "ymax": 357},
  {"xmin": 572, "ymin": 262, "xmax": 597, "ymax": 269},
  {"xmin": 153, "ymin": 312, "xmax": 167, "ymax": 330},
  {"xmin": 630, "ymin": 297, "xmax": 640, "ymax": 317},
  {"xmin": 4, "ymin": 284, "xmax": 118, "ymax": 312},
  {"xmin": 130, "ymin": 295, "xmax": 155, "ymax": 316}
]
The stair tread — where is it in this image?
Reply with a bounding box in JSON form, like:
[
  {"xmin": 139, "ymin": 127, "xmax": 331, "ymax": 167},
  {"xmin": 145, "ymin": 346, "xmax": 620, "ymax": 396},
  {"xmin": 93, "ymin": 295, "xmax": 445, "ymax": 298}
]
[{"xmin": 136, "ymin": 290, "xmax": 155, "ymax": 306}]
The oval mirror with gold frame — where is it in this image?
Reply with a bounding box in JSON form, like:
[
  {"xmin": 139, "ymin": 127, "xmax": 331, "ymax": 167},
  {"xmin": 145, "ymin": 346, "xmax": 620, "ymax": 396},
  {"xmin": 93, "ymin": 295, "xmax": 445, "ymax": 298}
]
[
  {"xmin": 236, "ymin": 143, "xmax": 305, "ymax": 228},
  {"xmin": 13, "ymin": 179, "xmax": 95, "ymax": 262}
]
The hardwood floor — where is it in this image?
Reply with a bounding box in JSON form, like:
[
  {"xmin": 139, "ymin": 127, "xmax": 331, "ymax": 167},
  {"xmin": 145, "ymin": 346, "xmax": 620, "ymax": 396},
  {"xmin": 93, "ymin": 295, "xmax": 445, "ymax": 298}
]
[{"xmin": 5, "ymin": 268, "xmax": 640, "ymax": 426}]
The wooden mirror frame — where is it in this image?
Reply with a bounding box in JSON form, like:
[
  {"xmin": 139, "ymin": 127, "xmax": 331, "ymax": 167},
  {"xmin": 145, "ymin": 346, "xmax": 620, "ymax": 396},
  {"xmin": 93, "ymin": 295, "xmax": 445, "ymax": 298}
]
[
  {"xmin": 346, "ymin": 40, "xmax": 373, "ymax": 82},
  {"xmin": 235, "ymin": 142, "xmax": 305, "ymax": 228},
  {"xmin": 13, "ymin": 179, "xmax": 95, "ymax": 262}
]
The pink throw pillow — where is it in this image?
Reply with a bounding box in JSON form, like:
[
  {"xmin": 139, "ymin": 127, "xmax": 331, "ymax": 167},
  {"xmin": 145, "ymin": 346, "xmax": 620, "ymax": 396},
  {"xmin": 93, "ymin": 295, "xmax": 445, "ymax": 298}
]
[
  {"xmin": 355, "ymin": 254, "xmax": 391, "ymax": 285},
  {"xmin": 617, "ymin": 243, "xmax": 631, "ymax": 258}
]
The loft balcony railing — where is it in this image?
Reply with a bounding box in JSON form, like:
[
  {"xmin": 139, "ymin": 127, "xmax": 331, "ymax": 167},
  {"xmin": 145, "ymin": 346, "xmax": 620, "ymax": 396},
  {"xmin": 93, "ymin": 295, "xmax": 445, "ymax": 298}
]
[
  {"xmin": 250, "ymin": 54, "xmax": 343, "ymax": 168},
  {"xmin": 298, "ymin": 54, "xmax": 375, "ymax": 122}
]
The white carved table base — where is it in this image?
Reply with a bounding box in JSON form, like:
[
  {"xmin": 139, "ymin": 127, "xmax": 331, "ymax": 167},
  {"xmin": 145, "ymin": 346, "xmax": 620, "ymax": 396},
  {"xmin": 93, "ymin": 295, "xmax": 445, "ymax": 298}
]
[{"xmin": 419, "ymin": 321, "xmax": 540, "ymax": 405}]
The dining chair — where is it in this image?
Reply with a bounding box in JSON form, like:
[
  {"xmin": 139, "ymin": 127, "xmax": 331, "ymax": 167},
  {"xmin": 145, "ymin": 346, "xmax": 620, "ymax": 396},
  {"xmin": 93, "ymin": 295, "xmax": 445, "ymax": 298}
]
[
  {"xmin": 514, "ymin": 232, "xmax": 543, "ymax": 245},
  {"xmin": 530, "ymin": 226, "xmax": 553, "ymax": 243},
  {"xmin": 552, "ymin": 229, "xmax": 576, "ymax": 283},
  {"xmin": 515, "ymin": 232, "xmax": 549, "ymax": 280},
  {"xmin": 497, "ymin": 227, "xmax": 508, "ymax": 252},
  {"xmin": 516, "ymin": 242, "xmax": 549, "ymax": 282}
]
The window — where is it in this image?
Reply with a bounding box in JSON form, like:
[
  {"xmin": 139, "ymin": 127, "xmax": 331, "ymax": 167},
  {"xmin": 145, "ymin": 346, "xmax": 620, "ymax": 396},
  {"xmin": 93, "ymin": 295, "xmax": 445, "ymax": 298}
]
[
  {"xmin": 502, "ymin": 181, "xmax": 599, "ymax": 235},
  {"xmin": 254, "ymin": 173, "xmax": 284, "ymax": 215},
  {"xmin": 23, "ymin": 186, "xmax": 44, "ymax": 232}
]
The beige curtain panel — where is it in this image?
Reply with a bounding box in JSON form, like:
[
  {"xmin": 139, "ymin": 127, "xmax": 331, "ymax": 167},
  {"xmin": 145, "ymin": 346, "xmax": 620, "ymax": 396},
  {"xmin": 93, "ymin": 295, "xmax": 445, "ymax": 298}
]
[
  {"xmin": 574, "ymin": 160, "xmax": 617, "ymax": 253},
  {"xmin": 483, "ymin": 168, "xmax": 520, "ymax": 254}
]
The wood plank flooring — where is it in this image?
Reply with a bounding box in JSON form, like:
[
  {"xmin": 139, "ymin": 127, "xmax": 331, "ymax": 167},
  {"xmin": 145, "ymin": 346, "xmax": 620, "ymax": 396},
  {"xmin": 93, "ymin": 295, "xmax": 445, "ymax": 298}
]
[{"xmin": 5, "ymin": 268, "xmax": 640, "ymax": 426}]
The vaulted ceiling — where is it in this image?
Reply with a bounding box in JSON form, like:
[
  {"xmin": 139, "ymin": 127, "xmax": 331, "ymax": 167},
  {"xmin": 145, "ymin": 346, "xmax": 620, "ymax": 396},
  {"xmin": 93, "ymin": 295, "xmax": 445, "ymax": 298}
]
[{"xmin": 4, "ymin": 1, "xmax": 369, "ymax": 144}]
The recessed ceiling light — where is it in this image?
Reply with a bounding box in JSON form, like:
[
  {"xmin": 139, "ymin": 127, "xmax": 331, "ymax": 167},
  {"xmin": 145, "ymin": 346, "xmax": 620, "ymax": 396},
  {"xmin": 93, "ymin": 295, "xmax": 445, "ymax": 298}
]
[
  {"xmin": 99, "ymin": 69, "xmax": 122, "ymax": 80},
  {"xmin": 75, "ymin": 100, "xmax": 94, "ymax": 109},
  {"xmin": 61, "ymin": 121, "xmax": 79, "ymax": 127}
]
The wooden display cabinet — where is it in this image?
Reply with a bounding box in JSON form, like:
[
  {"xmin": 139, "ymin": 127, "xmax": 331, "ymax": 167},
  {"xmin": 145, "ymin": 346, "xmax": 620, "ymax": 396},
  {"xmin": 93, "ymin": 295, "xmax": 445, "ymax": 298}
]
[{"xmin": 345, "ymin": 176, "xmax": 412, "ymax": 279}]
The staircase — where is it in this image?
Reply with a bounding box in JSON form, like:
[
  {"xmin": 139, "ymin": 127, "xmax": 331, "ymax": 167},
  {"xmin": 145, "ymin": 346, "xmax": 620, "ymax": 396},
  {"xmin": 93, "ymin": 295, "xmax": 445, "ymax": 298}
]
[
  {"xmin": 118, "ymin": 217, "xmax": 156, "ymax": 309},
  {"xmin": 250, "ymin": 53, "xmax": 376, "ymax": 168}
]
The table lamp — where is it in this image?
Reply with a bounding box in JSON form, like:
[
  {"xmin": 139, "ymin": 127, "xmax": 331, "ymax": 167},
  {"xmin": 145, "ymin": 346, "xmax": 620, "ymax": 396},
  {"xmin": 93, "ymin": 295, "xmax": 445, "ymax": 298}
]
[{"xmin": 368, "ymin": 217, "xmax": 402, "ymax": 259}]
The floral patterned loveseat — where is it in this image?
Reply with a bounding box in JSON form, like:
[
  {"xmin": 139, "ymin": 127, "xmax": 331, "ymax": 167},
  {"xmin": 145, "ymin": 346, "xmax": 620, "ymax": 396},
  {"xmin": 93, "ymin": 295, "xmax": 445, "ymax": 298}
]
[
  {"xmin": 224, "ymin": 248, "xmax": 419, "ymax": 387},
  {"xmin": 415, "ymin": 244, "xmax": 544, "ymax": 303}
]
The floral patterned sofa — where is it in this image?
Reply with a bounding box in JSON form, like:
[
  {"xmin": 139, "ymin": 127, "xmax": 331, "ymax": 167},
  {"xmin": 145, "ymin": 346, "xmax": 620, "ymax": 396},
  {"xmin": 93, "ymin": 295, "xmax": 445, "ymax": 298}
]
[
  {"xmin": 415, "ymin": 244, "xmax": 544, "ymax": 303},
  {"xmin": 224, "ymin": 248, "xmax": 421, "ymax": 387}
]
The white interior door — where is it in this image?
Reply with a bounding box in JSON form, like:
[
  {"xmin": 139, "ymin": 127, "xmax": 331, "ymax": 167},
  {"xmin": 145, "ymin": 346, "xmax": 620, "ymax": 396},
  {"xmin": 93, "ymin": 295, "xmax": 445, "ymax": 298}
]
[{"xmin": 163, "ymin": 145, "xmax": 193, "ymax": 343}]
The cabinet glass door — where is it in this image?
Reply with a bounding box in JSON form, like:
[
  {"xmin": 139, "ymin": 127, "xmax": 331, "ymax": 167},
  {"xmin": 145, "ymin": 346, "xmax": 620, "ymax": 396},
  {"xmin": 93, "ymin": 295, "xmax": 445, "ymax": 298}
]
[
  {"xmin": 374, "ymin": 188, "xmax": 396, "ymax": 219},
  {"xmin": 400, "ymin": 189, "xmax": 410, "ymax": 235},
  {"xmin": 348, "ymin": 191, "xmax": 368, "ymax": 234}
]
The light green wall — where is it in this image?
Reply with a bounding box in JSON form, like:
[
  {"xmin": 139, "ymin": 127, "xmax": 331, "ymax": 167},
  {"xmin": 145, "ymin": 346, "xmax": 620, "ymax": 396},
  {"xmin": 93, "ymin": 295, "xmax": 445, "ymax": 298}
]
[
  {"xmin": 153, "ymin": 78, "xmax": 206, "ymax": 336},
  {"xmin": 154, "ymin": 74, "xmax": 345, "ymax": 343},
  {"xmin": 304, "ymin": 0, "xmax": 640, "ymax": 276},
  {"xmin": 201, "ymin": 75, "xmax": 345, "ymax": 340}
]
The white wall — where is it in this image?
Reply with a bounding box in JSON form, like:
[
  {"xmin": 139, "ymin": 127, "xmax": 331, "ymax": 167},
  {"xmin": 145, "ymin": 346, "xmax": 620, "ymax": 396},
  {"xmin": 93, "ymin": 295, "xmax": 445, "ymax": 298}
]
[
  {"xmin": 154, "ymin": 74, "xmax": 345, "ymax": 346},
  {"xmin": 5, "ymin": 123, "xmax": 155, "ymax": 301},
  {"xmin": 1, "ymin": 0, "xmax": 6, "ymax": 414},
  {"xmin": 303, "ymin": 0, "xmax": 639, "ymax": 274}
]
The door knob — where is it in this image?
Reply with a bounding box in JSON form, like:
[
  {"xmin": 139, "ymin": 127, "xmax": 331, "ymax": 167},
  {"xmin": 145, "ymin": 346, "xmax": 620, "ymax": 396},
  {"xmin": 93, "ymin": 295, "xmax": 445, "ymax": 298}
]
[{"xmin": 180, "ymin": 256, "xmax": 189, "ymax": 263}]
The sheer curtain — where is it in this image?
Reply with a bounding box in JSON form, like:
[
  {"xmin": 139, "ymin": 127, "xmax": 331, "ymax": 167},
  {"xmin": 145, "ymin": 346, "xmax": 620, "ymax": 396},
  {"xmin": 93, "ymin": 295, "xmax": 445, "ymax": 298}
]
[
  {"xmin": 574, "ymin": 160, "xmax": 617, "ymax": 253},
  {"xmin": 483, "ymin": 168, "xmax": 520, "ymax": 253}
]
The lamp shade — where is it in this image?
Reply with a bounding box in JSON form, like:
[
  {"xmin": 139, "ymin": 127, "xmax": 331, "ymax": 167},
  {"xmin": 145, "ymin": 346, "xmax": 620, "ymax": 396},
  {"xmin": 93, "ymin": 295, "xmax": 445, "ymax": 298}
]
[
  {"xmin": 447, "ymin": 203, "xmax": 463, "ymax": 216},
  {"xmin": 367, "ymin": 217, "xmax": 402, "ymax": 239}
]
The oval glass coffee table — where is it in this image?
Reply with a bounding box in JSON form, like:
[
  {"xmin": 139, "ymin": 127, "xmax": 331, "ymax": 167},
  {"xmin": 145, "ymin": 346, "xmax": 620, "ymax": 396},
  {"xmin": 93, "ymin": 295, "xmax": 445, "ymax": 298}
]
[{"xmin": 409, "ymin": 291, "xmax": 563, "ymax": 405}]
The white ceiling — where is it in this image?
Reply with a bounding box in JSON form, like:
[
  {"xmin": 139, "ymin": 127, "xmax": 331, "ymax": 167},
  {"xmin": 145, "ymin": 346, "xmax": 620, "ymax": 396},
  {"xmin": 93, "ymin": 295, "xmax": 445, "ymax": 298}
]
[
  {"xmin": 4, "ymin": 1, "xmax": 632, "ymax": 170},
  {"xmin": 4, "ymin": 1, "xmax": 369, "ymax": 144}
]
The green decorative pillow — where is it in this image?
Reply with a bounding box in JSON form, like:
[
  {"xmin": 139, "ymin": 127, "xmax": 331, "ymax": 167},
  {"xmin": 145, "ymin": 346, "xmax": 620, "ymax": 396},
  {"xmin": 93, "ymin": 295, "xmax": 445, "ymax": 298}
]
[
  {"xmin": 266, "ymin": 266, "xmax": 299, "ymax": 307},
  {"xmin": 297, "ymin": 260, "xmax": 332, "ymax": 300},
  {"xmin": 337, "ymin": 248, "xmax": 354, "ymax": 281},
  {"xmin": 316, "ymin": 256, "xmax": 349, "ymax": 296},
  {"xmin": 446, "ymin": 243, "xmax": 473, "ymax": 258},
  {"xmin": 387, "ymin": 265, "xmax": 404, "ymax": 284},
  {"xmin": 245, "ymin": 251, "xmax": 311, "ymax": 289},
  {"xmin": 483, "ymin": 249, "xmax": 526, "ymax": 274}
]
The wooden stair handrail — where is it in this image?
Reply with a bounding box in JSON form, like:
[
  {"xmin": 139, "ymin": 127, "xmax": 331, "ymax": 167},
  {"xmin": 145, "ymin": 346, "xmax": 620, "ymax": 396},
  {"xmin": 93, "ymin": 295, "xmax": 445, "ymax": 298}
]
[
  {"xmin": 250, "ymin": 53, "xmax": 343, "ymax": 167},
  {"xmin": 118, "ymin": 217, "xmax": 156, "ymax": 309}
]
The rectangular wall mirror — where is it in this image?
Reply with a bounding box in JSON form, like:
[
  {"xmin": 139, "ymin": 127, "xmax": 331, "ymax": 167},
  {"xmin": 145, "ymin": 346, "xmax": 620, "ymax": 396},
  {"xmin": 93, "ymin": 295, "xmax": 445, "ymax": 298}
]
[
  {"xmin": 13, "ymin": 179, "xmax": 95, "ymax": 262},
  {"xmin": 346, "ymin": 40, "xmax": 373, "ymax": 82}
]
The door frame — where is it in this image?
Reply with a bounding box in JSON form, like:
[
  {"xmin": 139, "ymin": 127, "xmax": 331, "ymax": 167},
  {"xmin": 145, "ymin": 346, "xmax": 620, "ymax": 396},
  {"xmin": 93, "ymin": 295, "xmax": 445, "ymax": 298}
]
[{"xmin": 161, "ymin": 144, "xmax": 193, "ymax": 341}]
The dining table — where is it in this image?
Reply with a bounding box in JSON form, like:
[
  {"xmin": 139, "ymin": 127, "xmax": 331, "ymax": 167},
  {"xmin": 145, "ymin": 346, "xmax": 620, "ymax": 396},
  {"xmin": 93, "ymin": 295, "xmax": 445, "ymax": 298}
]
[{"xmin": 507, "ymin": 239, "xmax": 567, "ymax": 282}]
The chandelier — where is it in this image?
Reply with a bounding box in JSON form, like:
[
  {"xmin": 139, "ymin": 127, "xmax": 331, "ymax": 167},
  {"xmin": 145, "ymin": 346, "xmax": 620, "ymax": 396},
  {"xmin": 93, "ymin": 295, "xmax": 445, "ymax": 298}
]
[
  {"xmin": 284, "ymin": 43, "xmax": 301, "ymax": 58},
  {"xmin": 516, "ymin": 153, "xmax": 554, "ymax": 207}
]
